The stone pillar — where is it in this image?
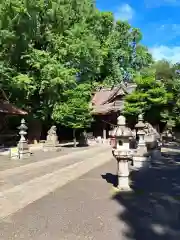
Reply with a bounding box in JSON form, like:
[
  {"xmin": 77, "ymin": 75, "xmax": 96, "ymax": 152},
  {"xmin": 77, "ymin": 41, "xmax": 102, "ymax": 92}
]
[
  {"xmin": 103, "ymin": 128, "xmax": 106, "ymax": 140},
  {"xmin": 103, "ymin": 121, "xmax": 107, "ymax": 143},
  {"xmin": 133, "ymin": 114, "xmax": 150, "ymax": 169},
  {"xmin": 17, "ymin": 119, "xmax": 31, "ymax": 159}
]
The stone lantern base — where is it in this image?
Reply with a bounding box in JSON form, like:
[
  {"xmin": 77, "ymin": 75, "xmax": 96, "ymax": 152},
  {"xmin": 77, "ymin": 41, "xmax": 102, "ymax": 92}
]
[
  {"xmin": 18, "ymin": 141, "xmax": 31, "ymax": 159},
  {"xmin": 132, "ymin": 145, "xmax": 150, "ymax": 169},
  {"xmin": 116, "ymin": 156, "xmax": 132, "ymax": 191},
  {"xmin": 133, "ymin": 154, "xmax": 150, "ymax": 169},
  {"xmin": 43, "ymin": 140, "xmax": 60, "ymax": 152}
]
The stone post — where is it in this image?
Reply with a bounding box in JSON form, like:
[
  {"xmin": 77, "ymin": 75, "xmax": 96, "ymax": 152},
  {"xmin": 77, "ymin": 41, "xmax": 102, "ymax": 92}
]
[
  {"xmin": 102, "ymin": 121, "xmax": 107, "ymax": 143},
  {"xmin": 133, "ymin": 114, "xmax": 150, "ymax": 169},
  {"xmin": 111, "ymin": 115, "xmax": 133, "ymax": 190},
  {"xmin": 17, "ymin": 119, "xmax": 31, "ymax": 159}
]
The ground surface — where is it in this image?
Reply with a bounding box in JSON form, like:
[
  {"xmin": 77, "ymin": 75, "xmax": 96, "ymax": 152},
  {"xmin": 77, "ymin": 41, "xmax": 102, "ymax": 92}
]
[
  {"xmin": 0, "ymin": 144, "xmax": 91, "ymax": 171},
  {"xmin": 0, "ymin": 144, "xmax": 180, "ymax": 239}
]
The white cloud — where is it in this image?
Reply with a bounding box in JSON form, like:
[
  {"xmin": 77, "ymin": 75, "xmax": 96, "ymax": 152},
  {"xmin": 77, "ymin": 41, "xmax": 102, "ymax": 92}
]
[
  {"xmin": 150, "ymin": 45, "xmax": 180, "ymax": 63},
  {"xmin": 114, "ymin": 3, "xmax": 134, "ymax": 21}
]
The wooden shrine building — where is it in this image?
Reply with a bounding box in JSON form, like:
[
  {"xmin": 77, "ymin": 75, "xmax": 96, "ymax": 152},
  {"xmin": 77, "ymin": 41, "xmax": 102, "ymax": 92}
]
[
  {"xmin": 91, "ymin": 83, "xmax": 136, "ymax": 139},
  {"xmin": 0, "ymin": 89, "xmax": 27, "ymax": 145}
]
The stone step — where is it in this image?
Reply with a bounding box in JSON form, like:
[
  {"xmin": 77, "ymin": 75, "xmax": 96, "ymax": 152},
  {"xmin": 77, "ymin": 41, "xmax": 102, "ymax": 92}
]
[
  {"xmin": 0, "ymin": 150, "xmax": 113, "ymax": 219},
  {"xmin": 0, "ymin": 145, "xmax": 110, "ymax": 192}
]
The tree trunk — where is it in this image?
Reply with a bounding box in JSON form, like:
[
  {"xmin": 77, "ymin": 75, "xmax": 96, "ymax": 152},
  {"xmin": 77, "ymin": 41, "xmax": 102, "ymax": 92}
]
[{"xmin": 73, "ymin": 129, "xmax": 77, "ymax": 147}]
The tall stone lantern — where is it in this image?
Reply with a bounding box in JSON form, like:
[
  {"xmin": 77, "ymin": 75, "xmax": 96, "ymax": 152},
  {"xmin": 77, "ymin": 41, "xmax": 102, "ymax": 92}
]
[
  {"xmin": 111, "ymin": 115, "xmax": 133, "ymax": 190},
  {"xmin": 133, "ymin": 114, "xmax": 149, "ymax": 169},
  {"xmin": 17, "ymin": 119, "xmax": 31, "ymax": 159}
]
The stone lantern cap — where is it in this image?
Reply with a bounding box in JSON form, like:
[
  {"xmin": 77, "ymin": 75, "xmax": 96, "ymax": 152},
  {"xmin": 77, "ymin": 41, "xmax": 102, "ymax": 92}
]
[
  {"xmin": 111, "ymin": 115, "xmax": 132, "ymax": 138},
  {"xmin": 135, "ymin": 114, "xmax": 145, "ymax": 129}
]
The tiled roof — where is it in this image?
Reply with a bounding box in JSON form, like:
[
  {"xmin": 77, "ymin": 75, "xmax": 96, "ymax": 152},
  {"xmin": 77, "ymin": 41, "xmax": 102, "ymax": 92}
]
[
  {"xmin": 91, "ymin": 83, "xmax": 136, "ymax": 115},
  {"xmin": 92, "ymin": 101, "xmax": 124, "ymax": 115},
  {"xmin": 0, "ymin": 101, "xmax": 27, "ymax": 115},
  {"xmin": 91, "ymin": 85, "xmax": 126, "ymax": 106}
]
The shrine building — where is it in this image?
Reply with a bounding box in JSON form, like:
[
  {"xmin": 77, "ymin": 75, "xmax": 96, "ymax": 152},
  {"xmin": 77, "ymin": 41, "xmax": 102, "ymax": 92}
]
[{"xmin": 91, "ymin": 83, "xmax": 136, "ymax": 140}]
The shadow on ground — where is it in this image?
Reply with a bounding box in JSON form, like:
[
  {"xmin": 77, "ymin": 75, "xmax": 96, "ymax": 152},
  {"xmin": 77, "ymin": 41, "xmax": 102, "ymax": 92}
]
[
  {"xmin": 102, "ymin": 147, "xmax": 180, "ymax": 240},
  {"xmin": 101, "ymin": 173, "xmax": 118, "ymax": 187},
  {"xmin": 61, "ymin": 143, "xmax": 89, "ymax": 148}
]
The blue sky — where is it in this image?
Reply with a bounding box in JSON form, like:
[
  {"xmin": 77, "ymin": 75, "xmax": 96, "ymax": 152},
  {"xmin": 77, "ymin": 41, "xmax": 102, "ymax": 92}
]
[{"xmin": 96, "ymin": 0, "xmax": 180, "ymax": 63}]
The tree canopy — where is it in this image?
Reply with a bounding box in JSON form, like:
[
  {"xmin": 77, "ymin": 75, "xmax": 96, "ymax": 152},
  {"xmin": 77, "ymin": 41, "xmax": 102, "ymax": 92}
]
[
  {"xmin": 124, "ymin": 60, "xmax": 180, "ymax": 130},
  {"xmin": 0, "ymin": 0, "xmax": 153, "ymax": 133}
]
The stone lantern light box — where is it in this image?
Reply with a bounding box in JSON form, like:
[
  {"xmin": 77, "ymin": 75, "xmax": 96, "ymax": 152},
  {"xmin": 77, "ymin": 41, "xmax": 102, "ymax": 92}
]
[{"xmin": 111, "ymin": 115, "xmax": 132, "ymax": 155}]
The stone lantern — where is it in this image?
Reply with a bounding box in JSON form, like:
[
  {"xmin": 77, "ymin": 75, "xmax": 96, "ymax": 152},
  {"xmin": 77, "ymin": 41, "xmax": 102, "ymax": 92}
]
[
  {"xmin": 111, "ymin": 115, "xmax": 133, "ymax": 190},
  {"xmin": 17, "ymin": 119, "xmax": 30, "ymax": 159},
  {"xmin": 144, "ymin": 123, "xmax": 161, "ymax": 160},
  {"xmin": 133, "ymin": 114, "xmax": 149, "ymax": 169}
]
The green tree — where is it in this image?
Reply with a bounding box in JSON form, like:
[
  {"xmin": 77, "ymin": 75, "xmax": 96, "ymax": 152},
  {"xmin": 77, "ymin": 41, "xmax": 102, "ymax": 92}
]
[
  {"xmin": 124, "ymin": 72, "xmax": 172, "ymax": 127},
  {"xmin": 155, "ymin": 60, "xmax": 174, "ymax": 81},
  {"xmin": 52, "ymin": 84, "xmax": 93, "ymax": 147},
  {"xmin": 153, "ymin": 60, "xmax": 180, "ymax": 128},
  {"xmin": 97, "ymin": 20, "xmax": 152, "ymax": 86},
  {"xmin": 0, "ymin": 0, "xmax": 153, "ymax": 137},
  {"xmin": 161, "ymin": 77, "xmax": 180, "ymax": 128},
  {"xmin": 0, "ymin": 0, "xmax": 100, "ymax": 120}
]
